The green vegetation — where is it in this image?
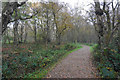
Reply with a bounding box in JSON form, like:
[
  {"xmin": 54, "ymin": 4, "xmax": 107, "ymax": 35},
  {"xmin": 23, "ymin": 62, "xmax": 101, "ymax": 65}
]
[
  {"xmin": 2, "ymin": 43, "xmax": 82, "ymax": 78},
  {"xmin": 83, "ymin": 43, "xmax": 95, "ymax": 46},
  {"xmin": 2, "ymin": 0, "xmax": 120, "ymax": 79},
  {"xmin": 91, "ymin": 45, "xmax": 120, "ymax": 78}
]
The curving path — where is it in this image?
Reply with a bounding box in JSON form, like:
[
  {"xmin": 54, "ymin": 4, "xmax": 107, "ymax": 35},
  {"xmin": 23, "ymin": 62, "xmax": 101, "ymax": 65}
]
[{"xmin": 46, "ymin": 45, "xmax": 98, "ymax": 78}]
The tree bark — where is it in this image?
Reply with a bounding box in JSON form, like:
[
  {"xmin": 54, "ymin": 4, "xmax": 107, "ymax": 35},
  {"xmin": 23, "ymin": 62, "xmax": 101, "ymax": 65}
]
[
  {"xmin": 2, "ymin": 2, "xmax": 26, "ymax": 34},
  {"xmin": 94, "ymin": 0, "xmax": 104, "ymax": 50},
  {"xmin": 24, "ymin": 24, "xmax": 28, "ymax": 43},
  {"xmin": 13, "ymin": 7, "xmax": 19, "ymax": 44},
  {"xmin": 34, "ymin": 19, "xmax": 37, "ymax": 42},
  {"xmin": 20, "ymin": 24, "xmax": 24, "ymax": 42}
]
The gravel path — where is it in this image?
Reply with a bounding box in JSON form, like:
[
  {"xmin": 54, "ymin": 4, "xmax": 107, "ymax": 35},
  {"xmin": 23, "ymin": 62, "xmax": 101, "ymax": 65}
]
[{"xmin": 46, "ymin": 45, "xmax": 98, "ymax": 78}]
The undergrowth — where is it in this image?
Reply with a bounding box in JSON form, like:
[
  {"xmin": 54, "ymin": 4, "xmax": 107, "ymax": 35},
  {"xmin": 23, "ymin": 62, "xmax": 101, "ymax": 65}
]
[
  {"xmin": 2, "ymin": 43, "xmax": 82, "ymax": 78},
  {"xmin": 91, "ymin": 45, "xmax": 120, "ymax": 78}
]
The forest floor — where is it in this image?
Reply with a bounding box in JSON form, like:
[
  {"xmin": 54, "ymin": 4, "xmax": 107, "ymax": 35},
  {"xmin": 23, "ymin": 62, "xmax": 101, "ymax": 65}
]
[
  {"xmin": 46, "ymin": 45, "xmax": 98, "ymax": 78},
  {"xmin": 2, "ymin": 43, "xmax": 82, "ymax": 78}
]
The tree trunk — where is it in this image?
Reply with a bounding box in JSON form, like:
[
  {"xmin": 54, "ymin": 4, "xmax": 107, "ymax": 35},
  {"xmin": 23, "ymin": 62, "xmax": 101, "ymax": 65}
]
[
  {"xmin": 24, "ymin": 24, "xmax": 28, "ymax": 43},
  {"xmin": 34, "ymin": 19, "xmax": 37, "ymax": 42},
  {"xmin": 13, "ymin": 8, "xmax": 19, "ymax": 44},
  {"xmin": 6, "ymin": 29, "xmax": 10, "ymax": 44},
  {"xmin": 57, "ymin": 34, "xmax": 61, "ymax": 45},
  {"xmin": 116, "ymin": 4, "xmax": 120, "ymax": 53},
  {"xmin": 20, "ymin": 24, "xmax": 24, "ymax": 42},
  {"xmin": 46, "ymin": 9, "xmax": 50, "ymax": 45}
]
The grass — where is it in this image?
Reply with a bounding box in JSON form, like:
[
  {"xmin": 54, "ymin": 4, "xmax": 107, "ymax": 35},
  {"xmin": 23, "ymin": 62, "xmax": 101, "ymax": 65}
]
[
  {"xmin": 83, "ymin": 43, "xmax": 95, "ymax": 47},
  {"xmin": 82, "ymin": 43, "xmax": 97, "ymax": 52},
  {"xmin": 2, "ymin": 43, "xmax": 82, "ymax": 78},
  {"xmin": 89, "ymin": 44, "xmax": 98, "ymax": 52},
  {"xmin": 24, "ymin": 43, "xmax": 82, "ymax": 78}
]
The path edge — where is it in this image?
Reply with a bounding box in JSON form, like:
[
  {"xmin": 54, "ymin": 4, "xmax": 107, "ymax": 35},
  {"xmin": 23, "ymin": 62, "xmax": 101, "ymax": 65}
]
[
  {"xmin": 24, "ymin": 45, "xmax": 82, "ymax": 78},
  {"xmin": 45, "ymin": 45, "xmax": 83, "ymax": 78}
]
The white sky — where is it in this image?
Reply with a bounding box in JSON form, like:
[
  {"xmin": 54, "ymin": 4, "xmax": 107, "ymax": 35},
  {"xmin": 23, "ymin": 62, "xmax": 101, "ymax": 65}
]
[
  {"xmin": 59, "ymin": 0, "xmax": 93, "ymax": 9},
  {"xmin": 28, "ymin": 0, "xmax": 94, "ymax": 8},
  {"xmin": 28, "ymin": 0, "xmax": 94, "ymax": 15},
  {"xmin": 62, "ymin": 0, "xmax": 94, "ymax": 15}
]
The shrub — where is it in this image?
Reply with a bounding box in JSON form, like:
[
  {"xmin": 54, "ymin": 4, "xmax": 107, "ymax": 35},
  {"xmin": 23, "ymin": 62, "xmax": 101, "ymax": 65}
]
[
  {"xmin": 64, "ymin": 43, "xmax": 75, "ymax": 50},
  {"xmin": 92, "ymin": 45, "xmax": 120, "ymax": 78},
  {"xmin": 2, "ymin": 43, "xmax": 80, "ymax": 78}
]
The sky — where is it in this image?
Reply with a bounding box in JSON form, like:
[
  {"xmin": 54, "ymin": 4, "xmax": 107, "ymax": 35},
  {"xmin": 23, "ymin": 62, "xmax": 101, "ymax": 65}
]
[
  {"xmin": 27, "ymin": 0, "xmax": 94, "ymax": 15},
  {"xmin": 59, "ymin": 0, "xmax": 94, "ymax": 16},
  {"xmin": 28, "ymin": 0, "xmax": 94, "ymax": 9},
  {"xmin": 59, "ymin": 0, "xmax": 93, "ymax": 9}
]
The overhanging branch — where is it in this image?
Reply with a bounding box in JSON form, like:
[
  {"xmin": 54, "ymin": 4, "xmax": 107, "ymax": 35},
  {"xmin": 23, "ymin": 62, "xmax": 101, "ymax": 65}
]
[{"xmin": 10, "ymin": 11, "xmax": 39, "ymax": 23}]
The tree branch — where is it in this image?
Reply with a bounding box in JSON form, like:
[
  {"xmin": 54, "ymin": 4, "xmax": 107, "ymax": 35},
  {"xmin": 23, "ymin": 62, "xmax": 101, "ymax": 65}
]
[{"xmin": 10, "ymin": 11, "xmax": 38, "ymax": 23}]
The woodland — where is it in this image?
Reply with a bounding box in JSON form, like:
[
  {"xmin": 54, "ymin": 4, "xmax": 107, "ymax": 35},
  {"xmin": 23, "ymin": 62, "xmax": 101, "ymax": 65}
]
[{"xmin": 1, "ymin": 0, "xmax": 120, "ymax": 78}]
